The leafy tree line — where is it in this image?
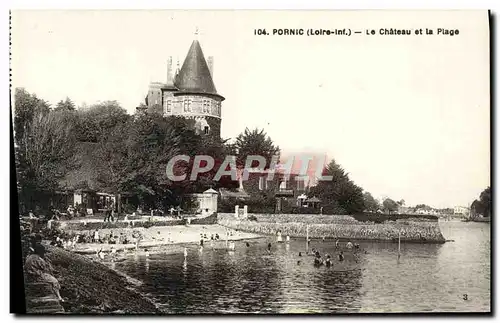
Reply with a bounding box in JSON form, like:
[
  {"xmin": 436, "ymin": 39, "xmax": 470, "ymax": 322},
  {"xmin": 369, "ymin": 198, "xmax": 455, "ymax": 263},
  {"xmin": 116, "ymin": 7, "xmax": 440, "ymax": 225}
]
[
  {"xmin": 14, "ymin": 88, "xmax": 372, "ymax": 215},
  {"xmin": 471, "ymin": 186, "xmax": 491, "ymax": 219}
]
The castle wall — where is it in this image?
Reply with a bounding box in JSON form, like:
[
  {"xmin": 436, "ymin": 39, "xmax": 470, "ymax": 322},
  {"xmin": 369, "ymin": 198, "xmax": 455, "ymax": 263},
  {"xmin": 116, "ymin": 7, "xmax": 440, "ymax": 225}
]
[
  {"xmin": 162, "ymin": 93, "xmax": 222, "ymax": 119},
  {"xmin": 147, "ymin": 83, "xmax": 164, "ymax": 114}
]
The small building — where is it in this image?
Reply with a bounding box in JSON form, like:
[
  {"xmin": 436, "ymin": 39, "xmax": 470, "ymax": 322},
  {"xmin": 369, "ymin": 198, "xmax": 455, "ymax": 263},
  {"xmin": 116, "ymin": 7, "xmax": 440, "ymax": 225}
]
[
  {"xmin": 304, "ymin": 196, "xmax": 321, "ymax": 209},
  {"xmin": 189, "ymin": 188, "xmax": 218, "ymax": 216},
  {"xmin": 56, "ymin": 142, "xmax": 118, "ymax": 214}
]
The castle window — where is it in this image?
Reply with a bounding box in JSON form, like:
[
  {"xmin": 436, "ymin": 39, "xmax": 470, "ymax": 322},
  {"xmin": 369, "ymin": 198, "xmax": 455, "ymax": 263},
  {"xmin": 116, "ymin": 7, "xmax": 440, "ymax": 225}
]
[
  {"xmin": 202, "ymin": 100, "xmax": 211, "ymax": 113},
  {"xmin": 204, "ymin": 126, "xmax": 210, "ymax": 135},
  {"xmin": 183, "ymin": 99, "xmax": 192, "ymax": 112},
  {"xmin": 166, "ymin": 100, "xmax": 172, "ymax": 113},
  {"xmin": 216, "ymin": 101, "xmax": 221, "ymax": 115}
]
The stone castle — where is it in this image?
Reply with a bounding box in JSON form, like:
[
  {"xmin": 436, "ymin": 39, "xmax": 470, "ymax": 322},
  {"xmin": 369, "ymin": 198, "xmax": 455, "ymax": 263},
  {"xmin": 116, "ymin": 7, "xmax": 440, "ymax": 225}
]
[{"xmin": 138, "ymin": 38, "xmax": 224, "ymax": 139}]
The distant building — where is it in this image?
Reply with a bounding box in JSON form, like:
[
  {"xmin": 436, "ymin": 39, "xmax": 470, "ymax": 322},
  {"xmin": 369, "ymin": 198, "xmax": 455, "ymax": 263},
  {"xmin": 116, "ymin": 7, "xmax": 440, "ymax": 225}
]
[
  {"xmin": 454, "ymin": 206, "xmax": 470, "ymax": 216},
  {"xmin": 397, "ymin": 206, "xmax": 412, "ymax": 214}
]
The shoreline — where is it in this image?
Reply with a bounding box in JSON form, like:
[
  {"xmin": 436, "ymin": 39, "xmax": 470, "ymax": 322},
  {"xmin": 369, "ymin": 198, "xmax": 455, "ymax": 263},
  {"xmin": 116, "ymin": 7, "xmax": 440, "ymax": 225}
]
[
  {"xmin": 67, "ymin": 224, "xmax": 264, "ymax": 256},
  {"xmin": 42, "ymin": 245, "xmax": 161, "ymax": 313},
  {"xmin": 218, "ymin": 214, "xmax": 447, "ymax": 244}
]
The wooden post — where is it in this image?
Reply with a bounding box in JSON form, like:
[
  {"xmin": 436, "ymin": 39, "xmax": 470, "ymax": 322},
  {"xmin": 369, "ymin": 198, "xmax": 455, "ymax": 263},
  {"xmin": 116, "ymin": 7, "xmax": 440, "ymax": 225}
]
[
  {"xmin": 117, "ymin": 193, "xmax": 122, "ymax": 215},
  {"xmin": 398, "ymin": 230, "xmax": 401, "ymax": 261},
  {"xmin": 306, "ymin": 225, "xmax": 309, "ymax": 253}
]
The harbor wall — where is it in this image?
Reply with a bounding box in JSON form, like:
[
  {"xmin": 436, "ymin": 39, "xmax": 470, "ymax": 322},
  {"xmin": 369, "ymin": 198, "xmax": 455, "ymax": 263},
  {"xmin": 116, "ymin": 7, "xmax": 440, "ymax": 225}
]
[{"xmin": 218, "ymin": 213, "xmax": 446, "ymax": 243}]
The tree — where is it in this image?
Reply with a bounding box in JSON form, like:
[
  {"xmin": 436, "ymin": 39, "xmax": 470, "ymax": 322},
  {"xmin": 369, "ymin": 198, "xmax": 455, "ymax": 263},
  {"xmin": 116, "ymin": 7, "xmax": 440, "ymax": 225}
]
[
  {"xmin": 397, "ymin": 199, "xmax": 406, "ymax": 206},
  {"xmin": 76, "ymin": 101, "xmax": 130, "ymax": 142},
  {"xmin": 471, "ymin": 186, "xmax": 491, "ymax": 218},
  {"xmin": 234, "ymin": 128, "xmax": 280, "ymax": 168},
  {"xmin": 15, "ymin": 108, "xmax": 77, "ymax": 211},
  {"xmin": 96, "ymin": 114, "xmax": 186, "ymax": 208},
  {"xmin": 479, "ymin": 186, "xmax": 491, "ymax": 217},
  {"xmin": 382, "ymin": 198, "xmax": 399, "ymax": 214},
  {"xmin": 363, "ymin": 192, "xmax": 380, "ymax": 213},
  {"xmin": 95, "ymin": 113, "xmax": 238, "ymax": 210},
  {"xmin": 309, "ymin": 159, "xmax": 364, "ymax": 215},
  {"xmin": 54, "ymin": 97, "xmax": 76, "ymax": 111},
  {"xmin": 13, "ymin": 88, "xmax": 51, "ymax": 146}
]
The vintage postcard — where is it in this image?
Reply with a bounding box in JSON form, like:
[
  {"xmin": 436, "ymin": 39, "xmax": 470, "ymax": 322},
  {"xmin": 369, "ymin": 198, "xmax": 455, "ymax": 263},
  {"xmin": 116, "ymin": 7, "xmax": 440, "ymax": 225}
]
[{"xmin": 10, "ymin": 10, "xmax": 491, "ymax": 314}]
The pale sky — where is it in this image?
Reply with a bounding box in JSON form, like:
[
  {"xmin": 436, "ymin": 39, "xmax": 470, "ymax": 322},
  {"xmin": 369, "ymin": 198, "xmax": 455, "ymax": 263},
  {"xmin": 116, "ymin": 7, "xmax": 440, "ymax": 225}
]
[{"xmin": 11, "ymin": 10, "xmax": 490, "ymax": 208}]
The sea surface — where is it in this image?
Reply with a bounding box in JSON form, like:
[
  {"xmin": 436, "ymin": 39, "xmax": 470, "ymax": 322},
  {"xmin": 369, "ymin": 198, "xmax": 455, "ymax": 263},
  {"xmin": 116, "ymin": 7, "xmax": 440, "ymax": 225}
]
[{"xmin": 114, "ymin": 220, "xmax": 490, "ymax": 313}]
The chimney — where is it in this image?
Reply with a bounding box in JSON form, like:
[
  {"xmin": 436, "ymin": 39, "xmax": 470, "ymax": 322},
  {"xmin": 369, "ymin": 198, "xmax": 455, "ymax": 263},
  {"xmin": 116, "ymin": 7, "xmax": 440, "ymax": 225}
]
[
  {"xmin": 207, "ymin": 56, "xmax": 214, "ymax": 77},
  {"xmin": 167, "ymin": 56, "xmax": 173, "ymax": 84}
]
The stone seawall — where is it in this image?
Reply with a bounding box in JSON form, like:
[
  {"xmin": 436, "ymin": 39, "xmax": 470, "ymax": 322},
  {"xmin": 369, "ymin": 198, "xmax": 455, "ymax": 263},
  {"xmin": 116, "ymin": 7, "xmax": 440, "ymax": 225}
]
[
  {"xmin": 56, "ymin": 213, "xmax": 218, "ymax": 232},
  {"xmin": 218, "ymin": 213, "xmax": 446, "ymax": 243}
]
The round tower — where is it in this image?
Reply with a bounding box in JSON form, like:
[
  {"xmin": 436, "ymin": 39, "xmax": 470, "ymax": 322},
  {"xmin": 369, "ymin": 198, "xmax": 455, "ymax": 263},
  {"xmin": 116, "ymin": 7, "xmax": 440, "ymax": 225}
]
[{"xmin": 160, "ymin": 39, "xmax": 224, "ymax": 140}]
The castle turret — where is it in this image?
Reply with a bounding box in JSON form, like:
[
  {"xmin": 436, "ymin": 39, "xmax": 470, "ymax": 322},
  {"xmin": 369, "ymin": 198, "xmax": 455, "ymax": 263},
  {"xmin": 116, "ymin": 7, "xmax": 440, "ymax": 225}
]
[{"xmin": 145, "ymin": 36, "xmax": 224, "ymax": 140}]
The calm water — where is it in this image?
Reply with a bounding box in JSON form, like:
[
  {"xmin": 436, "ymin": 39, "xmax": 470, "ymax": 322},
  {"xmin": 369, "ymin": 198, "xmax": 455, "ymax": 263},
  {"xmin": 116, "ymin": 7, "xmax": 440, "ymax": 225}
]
[{"xmin": 114, "ymin": 221, "xmax": 490, "ymax": 313}]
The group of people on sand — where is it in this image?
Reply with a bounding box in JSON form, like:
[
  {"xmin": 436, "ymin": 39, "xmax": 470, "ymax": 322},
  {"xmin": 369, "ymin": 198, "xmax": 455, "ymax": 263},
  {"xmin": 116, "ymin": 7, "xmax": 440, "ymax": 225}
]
[{"xmin": 48, "ymin": 228, "xmax": 147, "ymax": 253}]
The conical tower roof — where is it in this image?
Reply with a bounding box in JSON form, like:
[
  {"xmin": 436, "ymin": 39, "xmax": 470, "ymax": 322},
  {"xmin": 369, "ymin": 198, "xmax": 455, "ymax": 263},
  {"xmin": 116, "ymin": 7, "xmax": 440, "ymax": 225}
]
[{"xmin": 174, "ymin": 40, "xmax": 220, "ymax": 97}]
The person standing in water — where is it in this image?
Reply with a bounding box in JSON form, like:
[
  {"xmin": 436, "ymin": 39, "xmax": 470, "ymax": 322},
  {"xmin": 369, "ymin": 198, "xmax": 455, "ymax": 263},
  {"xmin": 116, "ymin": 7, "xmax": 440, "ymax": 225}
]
[
  {"xmin": 325, "ymin": 254, "xmax": 332, "ymax": 267},
  {"xmin": 267, "ymin": 243, "xmax": 272, "ymax": 253},
  {"xmin": 338, "ymin": 251, "xmax": 344, "ymax": 262}
]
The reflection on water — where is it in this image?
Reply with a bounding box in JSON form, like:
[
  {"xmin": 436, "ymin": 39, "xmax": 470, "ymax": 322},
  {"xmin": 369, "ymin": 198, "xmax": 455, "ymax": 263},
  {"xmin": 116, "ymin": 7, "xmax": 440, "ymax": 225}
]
[{"xmin": 114, "ymin": 221, "xmax": 490, "ymax": 313}]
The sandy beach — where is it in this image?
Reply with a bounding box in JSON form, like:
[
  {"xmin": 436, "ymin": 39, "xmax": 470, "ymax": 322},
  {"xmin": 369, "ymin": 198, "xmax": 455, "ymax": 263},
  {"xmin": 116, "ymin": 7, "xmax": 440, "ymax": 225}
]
[{"xmin": 69, "ymin": 224, "xmax": 263, "ymax": 255}]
